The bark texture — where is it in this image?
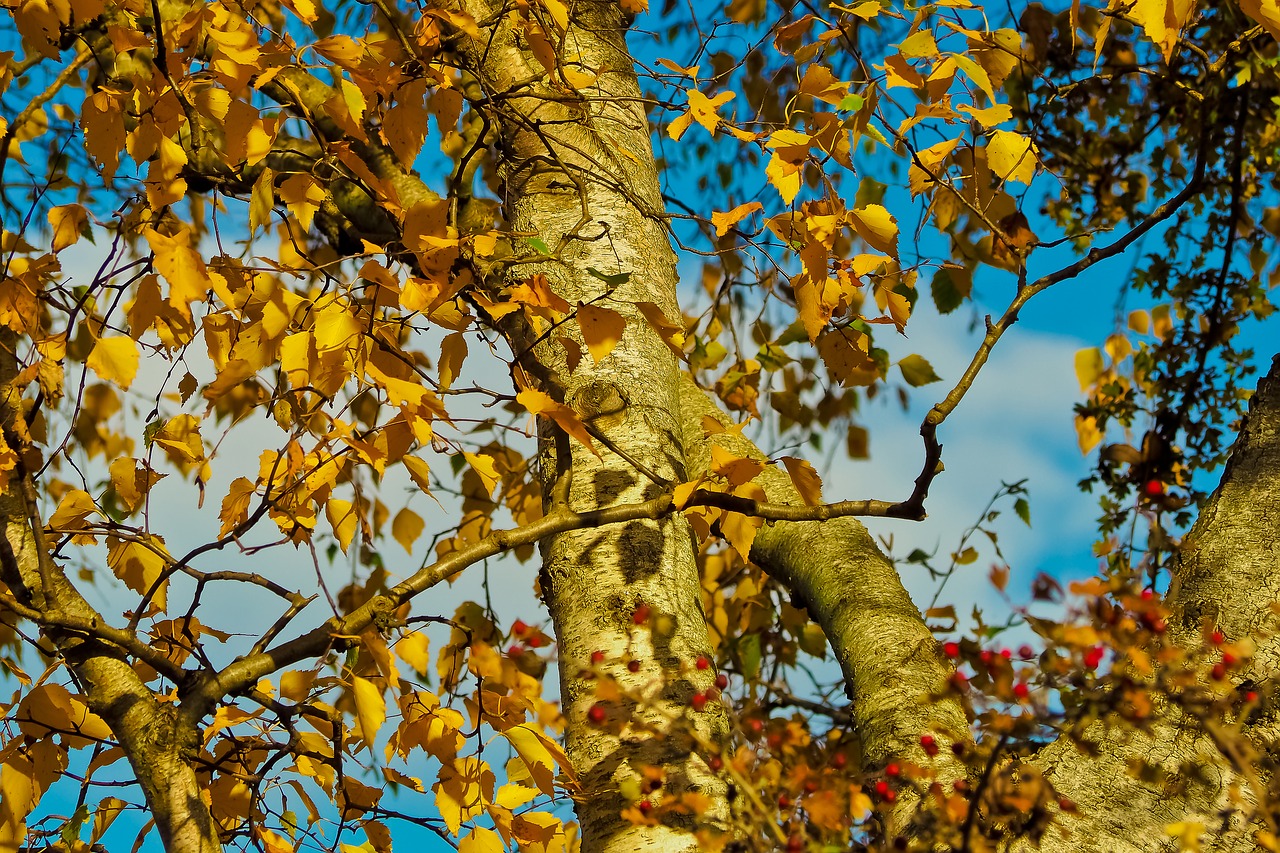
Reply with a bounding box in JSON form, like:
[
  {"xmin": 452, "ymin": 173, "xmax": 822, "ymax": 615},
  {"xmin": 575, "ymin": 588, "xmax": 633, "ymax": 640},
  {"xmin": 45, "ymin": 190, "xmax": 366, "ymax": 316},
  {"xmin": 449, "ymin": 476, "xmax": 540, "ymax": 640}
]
[
  {"xmin": 446, "ymin": 3, "xmax": 732, "ymax": 850},
  {"xmin": 678, "ymin": 376, "xmax": 971, "ymax": 836},
  {"xmin": 1023, "ymin": 355, "xmax": 1280, "ymax": 852}
]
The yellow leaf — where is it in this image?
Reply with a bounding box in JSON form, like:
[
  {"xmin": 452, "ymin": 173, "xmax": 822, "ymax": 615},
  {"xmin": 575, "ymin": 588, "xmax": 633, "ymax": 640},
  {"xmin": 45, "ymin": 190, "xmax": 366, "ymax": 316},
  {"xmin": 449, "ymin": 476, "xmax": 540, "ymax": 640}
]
[
  {"xmin": 671, "ymin": 89, "xmax": 735, "ymax": 139},
  {"xmin": 517, "ymin": 389, "xmax": 599, "ymax": 456},
  {"xmin": 850, "ymin": 205, "xmax": 899, "ymax": 255},
  {"xmin": 459, "ymin": 827, "xmax": 505, "ymax": 853},
  {"xmin": 326, "ymin": 499, "xmax": 359, "ymax": 552},
  {"xmin": 576, "ymin": 302, "xmax": 626, "ymax": 363},
  {"xmin": 433, "ymin": 756, "xmax": 494, "ymax": 836},
  {"xmin": 395, "ymin": 631, "xmax": 431, "ymax": 676},
  {"xmin": 255, "ymin": 828, "xmax": 294, "ymax": 853},
  {"xmin": 392, "ymin": 507, "xmax": 424, "ymax": 553},
  {"xmin": 908, "ymin": 137, "xmax": 960, "ymax": 195},
  {"xmin": 351, "ymin": 676, "xmax": 386, "ymax": 751},
  {"xmin": 956, "ymin": 102, "xmax": 1012, "ymax": 128},
  {"xmin": 106, "ymin": 535, "xmax": 170, "ymax": 608},
  {"xmin": 1075, "ymin": 414, "xmax": 1102, "ymax": 455},
  {"xmin": 402, "ymin": 455, "xmax": 433, "ymax": 492},
  {"xmin": 712, "ymin": 202, "xmax": 763, "ymax": 236},
  {"xmin": 463, "ymin": 453, "xmax": 500, "ymax": 498},
  {"xmin": 1165, "ymin": 819, "xmax": 1204, "ymax": 852},
  {"xmin": 1129, "ymin": 309, "xmax": 1150, "ymax": 334},
  {"xmin": 439, "ymin": 332, "xmax": 468, "ymax": 390},
  {"xmin": 144, "ymin": 227, "xmax": 210, "ymax": 319},
  {"xmin": 898, "ymin": 29, "xmax": 938, "ymax": 59},
  {"xmin": 780, "ymin": 457, "xmax": 823, "ymax": 505},
  {"xmin": 86, "ymin": 336, "xmax": 139, "ymax": 390},
  {"xmin": 1240, "ymin": 0, "xmax": 1280, "ymax": 40},
  {"xmin": 48, "ymin": 489, "xmax": 99, "ymax": 531},
  {"xmin": 278, "ymin": 173, "xmax": 326, "ymax": 231},
  {"xmin": 501, "ymin": 723, "xmax": 564, "ymax": 796},
  {"xmin": 710, "ymin": 445, "xmax": 764, "ymax": 487},
  {"xmin": 48, "ymin": 204, "xmax": 88, "ymax": 252},
  {"xmin": 766, "ymin": 153, "xmax": 802, "ymax": 204},
  {"xmin": 1074, "ymin": 347, "xmax": 1104, "ymax": 392},
  {"xmin": 987, "ymin": 130, "xmax": 1039, "ymax": 185}
]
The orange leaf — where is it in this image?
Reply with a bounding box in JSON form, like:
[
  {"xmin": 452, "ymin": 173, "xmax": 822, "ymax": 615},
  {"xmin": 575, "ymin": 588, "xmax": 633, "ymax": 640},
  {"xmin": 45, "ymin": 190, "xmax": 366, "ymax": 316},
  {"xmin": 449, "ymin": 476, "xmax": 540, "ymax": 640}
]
[{"xmin": 576, "ymin": 302, "xmax": 626, "ymax": 363}]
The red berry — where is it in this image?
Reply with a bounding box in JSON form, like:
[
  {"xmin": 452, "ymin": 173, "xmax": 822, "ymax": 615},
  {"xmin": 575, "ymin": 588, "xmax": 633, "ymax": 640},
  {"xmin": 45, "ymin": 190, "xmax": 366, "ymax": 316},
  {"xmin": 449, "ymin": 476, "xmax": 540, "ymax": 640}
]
[
  {"xmin": 715, "ymin": 673, "xmax": 729, "ymax": 690},
  {"xmin": 1143, "ymin": 479, "xmax": 1164, "ymax": 497},
  {"xmin": 627, "ymin": 660, "xmax": 641, "ymax": 673},
  {"xmin": 1210, "ymin": 630, "xmax": 1226, "ymax": 645},
  {"xmin": 696, "ymin": 655, "xmax": 710, "ymax": 670},
  {"xmin": 1013, "ymin": 683, "xmax": 1029, "ymax": 700},
  {"xmin": 1018, "ymin": 645, "xmax": 1035, "ymax": 660},
  {"xmin": 950, "ymin": 671, "xmax": 969, "ymax": 690},
  {"xmin": 803, "ymin": 779, "xmax": 818, "ymax": 794},
  {"xmin": 588, "ymin": 704, "xmax": 607, "ymax": 725},
  {"xmin": 746, "ymin": 718, "xmax": 764, "ymax": 737},
  {"xmin": 638, "ymin": 800, "xmax": 653, "ymax": 814},
  {"xmin": 1140, "ymin": 588, "xmax": 1155, "ymax": 600},
  {"xmin": 508, "ymin": 644, "xmax": 523, "ymax": 657},
  {"xmin": 943, "ymin": 641, "xmax": 961, "ymax": 658},
  {"xmin": 885, "ymin": 763, "xmax": 900, "ymax": 777},
  {"xmin": 590, "ymin": 650, "xmax": 606, "ymax": 664},
  {"xmin": 1246, "ymin": 691, "xmax": 1259, "ymax": 702},
  {"xmin": 786, "ymin": 835, "xmax": 803, "ymax": 853},
  {"xmin": 1058, "ymin": 797, "xmax": 1076, "ymax": 812},
  {"xmin": 527, "ymin": 635, "xmax": 545, "ymax": 648},
  {"xmin": 767, "ymin": 732, "xmax": 783, "ymax": 750},
  {"xmin": 1211, "ymin": 662, "xmax": 1227, "ymax": 681},
  {"xmin": 920, "ymin": 734, "xmax": 939, "ymax": 757},
  {"xmin": 883, "ymin": 788, "xmax": 897, "ymax": 803},
  {"xmin": 1083, "ymin": 646, "xmax": 1105, "ymax": 669},
  {"xmin": 979, "ymin": 650, "xmax": 992, "ymax": 664},
  {"xmin": 512, "ymin": 619, "xmax": 529, "ymax": 636},
  {"xmin": 708, "ymin": 755, "xmax": 723, "ymax": 771},
  {"xmin": 778, "ymin": 793, "xmax": 792, "ymax": 809},
  {"xmin": 831, "ymin": 752, "xmax": 848, "ymax": 769},
  {"xmin": 632, "ymin": 604, "xmax": 651, "ymax": 625},
  {"xmin": 691, "ymin": 692, "xmax": 708, "ymax": 712},
  {"xmin": 1222, "ymin": 653, "xmax": 1237, "ymax": 668},
  {"xmin": 1000, "ymin": 648, "xmax": 1012, "ymax": 660},
  {"xmin": 874, "ymin": 780, "xmax": 890, "ymax": 797},
  {"xmin": 953, "ymin": 779, "xmax": 968, "ymax": 794}
]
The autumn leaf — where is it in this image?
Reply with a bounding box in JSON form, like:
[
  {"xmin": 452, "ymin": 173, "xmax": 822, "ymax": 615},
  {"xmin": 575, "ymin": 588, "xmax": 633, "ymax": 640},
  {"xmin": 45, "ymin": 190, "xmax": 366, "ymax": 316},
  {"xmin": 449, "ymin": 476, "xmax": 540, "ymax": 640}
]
[
  {"xmin": 1074, "ymin": 347, "xmax": 1105, "ymax": 392},
  {"xmin": 48, "ymin": 204, "xmax": 88, "ymax": 252},
  {"xmin": 576, "ymin": 302, "xmax": 626, "ymax": 363},
  {"xmin": 517, "ymin": 389, "xmax": 599, "ymax": 456},
  {"xmin": 780, "ymin": 456, "xmax": 823, "ymax": 505},
  {"xmin": 987, "ymin": 130, "xmax": 1039, "ymax": 185},
  {"xmin": 86, "ymin": 336, "xmax": 140, "ymax": 390},
  {"xmin": 712, "ymin": 202, "xmax": 763, "ymax": 236},
  {"xmin": 668, "ymin": 89, "xmax": 735, "ymax": 140},
  {"xmin": 850, "ymin": 205, "xmax": 899, "ymax": 255},
  {"xmin": 351, "ymin": 676, "xmax": 386, "ymax": 751},
  {"xmin": 326, "ymin": 499, "xmax": 359, "ymax": 552}
]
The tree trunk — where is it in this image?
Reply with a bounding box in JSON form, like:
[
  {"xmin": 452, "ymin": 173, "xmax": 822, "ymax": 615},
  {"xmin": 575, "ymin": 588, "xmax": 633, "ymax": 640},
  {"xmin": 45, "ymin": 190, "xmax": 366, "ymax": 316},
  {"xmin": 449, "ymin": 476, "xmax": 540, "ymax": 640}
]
[
  {"xmin": 447, "ymin": 2, "xmax": 732, "ymax": 850},
  {"xmin": 0, "ymin": 332, "xmax": 220, "ymax": 853}
]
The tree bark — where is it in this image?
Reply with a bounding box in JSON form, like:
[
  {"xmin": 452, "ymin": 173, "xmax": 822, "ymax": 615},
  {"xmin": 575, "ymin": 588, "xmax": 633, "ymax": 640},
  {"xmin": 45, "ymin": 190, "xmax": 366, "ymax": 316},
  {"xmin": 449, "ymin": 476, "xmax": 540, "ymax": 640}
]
[
  {"xmin": 0, "ymin": 331, "xmax": 219, "ymax": 853},
  {"xmin": 445, "ymin": 3, "xmax": 732, "ymax": 850}
]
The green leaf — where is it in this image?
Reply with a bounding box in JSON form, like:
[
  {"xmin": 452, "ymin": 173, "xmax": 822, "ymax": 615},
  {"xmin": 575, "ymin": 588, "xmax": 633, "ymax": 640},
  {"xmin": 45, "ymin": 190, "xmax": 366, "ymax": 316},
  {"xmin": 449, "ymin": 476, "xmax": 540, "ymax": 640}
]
[
  {"xmin": 838, "ymin": 94, "xmax": 865, "ymax": 112},
  {"xmin": 738, "ymin": 632, "xmax": 762, "ymax": 680},
  {"xmin": 932, "ymin": 268, "xmax": 964, "ymax": 314},
  {"xmin": 1015, "ymin": 497, "xmax": 1031, "ymax": 527},
  {"xmin": 527, "ymin": 237, "xmax": 550, "ymax": 255},
  {"xmin": 586, "ymin": 267, "xmax": 632, "ymax": 286},
  {"xmin": 899, "ymin": 354, "xmax": 941, "ymax": 387}
]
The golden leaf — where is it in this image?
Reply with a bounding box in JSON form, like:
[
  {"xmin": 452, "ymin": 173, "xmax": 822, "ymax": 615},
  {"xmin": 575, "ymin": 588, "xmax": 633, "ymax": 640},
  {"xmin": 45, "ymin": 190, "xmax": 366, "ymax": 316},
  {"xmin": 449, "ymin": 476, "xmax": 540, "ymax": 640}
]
[{"xmin": 86, "ymin": 336, "xmax": 139, "ymax": 390}]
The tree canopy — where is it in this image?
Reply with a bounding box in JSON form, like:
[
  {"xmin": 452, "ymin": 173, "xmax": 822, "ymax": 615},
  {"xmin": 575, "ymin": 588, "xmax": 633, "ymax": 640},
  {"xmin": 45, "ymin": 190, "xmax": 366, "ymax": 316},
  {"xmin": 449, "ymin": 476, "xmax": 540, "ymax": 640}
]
[{"xmin": 1, "ymin": 0, "xmax": 1279, "ymax": 851}]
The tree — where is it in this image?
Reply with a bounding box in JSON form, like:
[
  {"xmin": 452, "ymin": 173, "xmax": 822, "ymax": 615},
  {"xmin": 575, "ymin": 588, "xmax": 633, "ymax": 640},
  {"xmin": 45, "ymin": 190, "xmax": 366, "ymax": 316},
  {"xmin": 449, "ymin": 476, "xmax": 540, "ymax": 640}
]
[{"xmin": 0, "ymin": 0, "xmax": 1278, "ymax": 850}]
